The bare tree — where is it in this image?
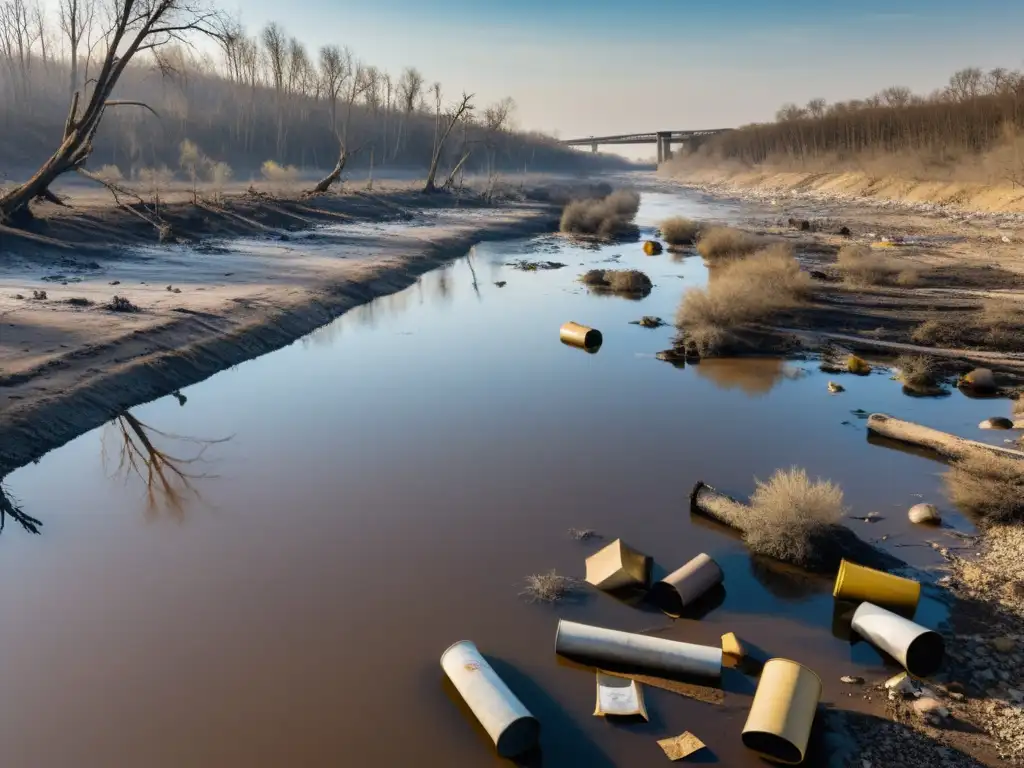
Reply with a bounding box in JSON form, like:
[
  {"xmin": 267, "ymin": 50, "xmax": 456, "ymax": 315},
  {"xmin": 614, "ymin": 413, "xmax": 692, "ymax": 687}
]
[
  {"xmin": 58, "ymin": 0, "xmax": 95, "ymax": 97},
  {"xmin": 393, "ymin": 65, "xmax": 423, "ymax": 160},
  {"xmin": 308, "ymin": 56, "xmax": 368, "ymax": 194},
  {"xmin": 0, "ymin": 481, "xmax": 42, "ymax": 534},
  {"xmin": 775, "ymin": 103, "xmax": 806, "ymax": 122},
  {"xmin": 261, "ymin": 21, "xmax": 287, "ymax": 156},
  {"xmin": 805, "ymin": 98, "xmax": 826, "ymax": 119},
  {"xmin": 880, "ymin": 85, "xmax": 912, "ymax": 107},
  {"xmin": 947, "ymin": 67, "xmax": 983, "ymax": 101},
  {"xmin": 318, "ymin": 43, "xmax": 350, "ymax": 133},
  {"xmin": 423, "ymin": 91, "xmax": 473, "ymax": 193},
  {"xmin": 0, "ymin": 0, "xmax": 223, "ymax": 226}
]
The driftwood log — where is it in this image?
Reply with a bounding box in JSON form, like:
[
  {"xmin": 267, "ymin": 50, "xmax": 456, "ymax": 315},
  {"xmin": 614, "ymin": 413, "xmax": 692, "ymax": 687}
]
[
  {"xmin": 689, "ymin": 482, "xmax": 902, "ymax": 574},
  {"xmin": 867, "ymin": 414, "xmax": 1024, "ymax": 462}
]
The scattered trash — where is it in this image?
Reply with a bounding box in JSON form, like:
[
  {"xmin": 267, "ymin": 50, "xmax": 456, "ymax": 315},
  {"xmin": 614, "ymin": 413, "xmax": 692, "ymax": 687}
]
[
  {"xmin": 841, "ymin": 675, "xmax": 865, "ymax": 684},
  {"xmin": 584, "ymin": 539, "xmax": 650, "ymax": 591},
  {"xmin": 655, "ymin": 348, "xmax": 687, "ymax": 367},
  {"xmin": 912, "ymin": 696, "xmax": 949, "ymax": 725},
  {"xmin": 721, "ymin": 632, "xmax": 746, "ymax": 665},
  {"xmin": 908, "ymin": 503, "xmax": 941, "ymax": 525},
  {"xmin": 594, "ymin": 672, "xmax": 648, "ymax": 719},
  {"xmin": 642, "ymin": 240, "xmax": 663, "ymax": 256},
  {"xmin": 851, "ymin": 511, "xmax": 882, "ymax": 523},
  {"xmin": 959, "ymin": 367, "xmax": 996, "ymax": 394},
  {"xmin": 440, "ymin": 640, "xmax": 540, "ymax": 759},
  {"xmin": 600, "ymin": 669, "xmax": 724, "ymax": 704},
  {"xmin": 828, "ymin": 381, "xmax": 845, "ymax": 393},
  {"xmin": 742, "ymin": 658, "xmax": 821, "ymax": 764},
  {"xmin": 885, "ymin": 672, "xmax": 918, "ymax": 698},
  {"xmin": 1002, "ymin": 235, "xmax": 1012, "ymax": 243},
  {"xmin": 833, "ymin": 559, "xmax": 921, "ymax": 612},
  {"xmin": 657, "ymin": 731, "xmax": 706, "ymax": 761},
  {"xmin": 851, "ymin": 602, "xmax": 944, "ymax": 677},
  {"xmin": 980, "ymin": 417, "xmax": 1014, "ymax": 430},
  {"xmin": 567, "ymin": 527, "xmax": 598, "ymax": 541},
  {"xmin": 555, "ymin": 620, "xmax": 723, "ymax": 679},
  {"xmin": 559, "ymin": 321, "xmax": 603, "ymax": 352},
  {"xmin": 649, "ymin": 553, "xmax": 724, "ymax": 618}
]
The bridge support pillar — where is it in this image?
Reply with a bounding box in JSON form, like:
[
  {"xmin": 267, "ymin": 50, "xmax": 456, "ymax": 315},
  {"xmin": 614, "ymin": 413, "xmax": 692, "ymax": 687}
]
[
  {"xmin": 591, "ymin": 142, "xmax": 598, "ymax": 153},
  {"xmin": 656, "ymin": 131, "xmax": 672, "ymax": 163}
]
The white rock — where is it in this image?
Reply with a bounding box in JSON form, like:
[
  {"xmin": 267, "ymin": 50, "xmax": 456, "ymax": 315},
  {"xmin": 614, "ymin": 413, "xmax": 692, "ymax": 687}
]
[
  {"xmin": 979, "ymin": 417, "xmax": 1014, "ymax": 430},
  {"xmin": 909, "ymin": 503, "xmax": 941, "ymax": 524}
]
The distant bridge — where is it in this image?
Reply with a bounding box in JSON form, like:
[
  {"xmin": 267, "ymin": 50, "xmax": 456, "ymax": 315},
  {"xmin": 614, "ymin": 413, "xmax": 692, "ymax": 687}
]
[{"xmin": 561, "ymin": 129, "xmax": 732, "ymax": 162}]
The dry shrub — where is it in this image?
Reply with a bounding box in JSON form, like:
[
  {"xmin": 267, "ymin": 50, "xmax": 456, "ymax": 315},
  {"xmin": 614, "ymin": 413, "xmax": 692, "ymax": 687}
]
[
  {"xmin": 895, "ymin": 353, "xmax": 940, "ymax": 389},
  {"xmin": 835, "ymin": 244, "xmax": 917, "ymax": 287},
  {"xmin": 261, "ymin": 160, "xmax": 300, "ymax": 183},
  {"xmin": 695, "ymin": 226, "xmax": 762, "ymax": 261},
  {"xmin": 521, "ymin": 570, "xmax": 579, "ymax": 603},
  {"xmin": 660, "ymin": 216, "xmax": 700, "ymax": 246},
  {"xmin": 846, "ymin": 355, "xmax": 871, "ymax": 375},
  {"xmin": 94, "ymin": 164, "xmax": 124, "ymax": 182},
  {"xmin": 744, "ymin": 467, "xmax": 846, "ymax": 567},
  {"xmin": 911, "ymin": 318, "xmax": 967, "ymax": 347},
  {"xmin": 675, "ymin": 244, "xmax": 811, "ymax": 355},
  {"xmin": 945, "ymin": 452, "xmax": 1024, "ymax": 524},
  {"xmin": 107, "ymin": 295, "xmax": 140, "ymax": 313},
  {"xmin": 560, "ymin": 189, "xmax": 641, "ymax": 238},
  {"xmin": 581, "ymin": 269, "xmax": 652, "ymax": 295},
  {"xmin": 912, "ymin": 300, "xmax": 1024, "ymax": 352}
]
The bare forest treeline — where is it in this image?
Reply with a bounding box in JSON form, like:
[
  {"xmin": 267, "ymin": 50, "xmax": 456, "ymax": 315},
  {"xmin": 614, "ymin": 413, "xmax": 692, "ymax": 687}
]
[
  {"xmin": 0, "ymin": 1, "xmax": 627, "ymax": 183},
  {"xmin": 691, "ymin": 67, "xmax": 1024, "ymax": 178}
]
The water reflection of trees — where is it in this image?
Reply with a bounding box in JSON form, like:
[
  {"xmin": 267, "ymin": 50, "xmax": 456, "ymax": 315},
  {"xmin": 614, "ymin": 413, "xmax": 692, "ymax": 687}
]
[
  {"xmin": 0, "ymin": 481, "xmax": 42, "ymax": 534},
  {"xmin": 691, "ymin": 358, "xmax": 787, "ymax": 396},
  {"xmin": 102, "ymin": 411, "xmax": 231, "ymax": 521}
]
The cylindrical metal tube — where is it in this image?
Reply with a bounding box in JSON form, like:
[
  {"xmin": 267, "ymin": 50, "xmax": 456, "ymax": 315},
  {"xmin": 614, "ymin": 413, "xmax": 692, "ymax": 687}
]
[
  {"xmin": 440, "ymin": 640, "xmax": 540, "ymax": 758},
  {"xmin": 555, "ymin": 620, "xmax": 722, "ymax": 679},
  {"xmin": 690, "ymin": 481, "xmax": 750, "ymax": 532},
  {"xmin": 851, "ymin": 602, "xmax": 945, "ymax": 677},
  {"xmin": 833, "ymin": 559, "xmax": 920, "ymax": 613},
  {"xmin": 559, "ymin": 322, "xmax": 603, "ymax": 350},
  {"xmin": 741, "ymin": 658, "xmax": 822, "ymax": 765},
  {"xmin": 649, "ymin": 553, "xmax": 724, "ymax": 618}
]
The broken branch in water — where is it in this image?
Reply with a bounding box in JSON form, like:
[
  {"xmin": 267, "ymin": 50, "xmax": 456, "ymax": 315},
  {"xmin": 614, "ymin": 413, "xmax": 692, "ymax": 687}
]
[{"xmin": 0, "ymin": 483, "xmax": 42, "ymax": 534}]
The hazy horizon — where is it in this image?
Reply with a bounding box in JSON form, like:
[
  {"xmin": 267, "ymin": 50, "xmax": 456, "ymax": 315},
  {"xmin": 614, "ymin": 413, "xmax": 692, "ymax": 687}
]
[{"xmin": 216, "ymin": 0, "xmax": 1024, "ymax": 160}]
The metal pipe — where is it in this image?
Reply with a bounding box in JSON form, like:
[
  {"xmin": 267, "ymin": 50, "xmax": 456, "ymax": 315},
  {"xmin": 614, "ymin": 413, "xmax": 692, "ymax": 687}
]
[
  {"xmin": 742, "ymin": 658, "xmax": 821, "ymax": 765},
  {"xmin": 851, "ymin": 602, "xmax": 945, "ymax": 677},
  {"xmin": 559, "ymin": 321, "xmax": 603, "ymax": 351},
  {"xmin": 649, "ymin": 553, "xmax": 724, "ymax": 618},
  {"xmin": 440, "ymin": 640, "xmax": 540, "ymax": 758},
  {"xmin": 833, "ymin": 559, "xmax": 920, "ymax": 613},
  {"xmin": 555, "ymin": 620, "xmax": 722, "ymax": 679}
]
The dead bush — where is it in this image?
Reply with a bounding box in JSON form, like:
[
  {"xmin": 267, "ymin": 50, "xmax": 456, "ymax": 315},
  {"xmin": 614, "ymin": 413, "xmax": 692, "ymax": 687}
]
[
  {"xmin": 65, "ymin": 297, "xmax": 93, "ymax": 307},
  {"xmin": 580, "ymin": 268, "xmax": 652, "ymax": 295},
  {"xmin": 912, "ymin": 300, "xmax": 1024, "ymax": 352},
  {"xmin": 945, "ymin": 452, "xmax": 1024, "ymax": 524},
  {"xmin": 107, "ymin": 295, "xmax": 140, "ymax": 313},
  {"xmin": 695, "ymin": 226, "xmax": 762, "ymax": 261},
  {"xmin": 94, "ymin": 164, "xmax": 124, "ymax": 182},
  {"xmin": 520, "ymin": 570, "xmax": 579, "ymax": 603},
  {"xmin": 560, "ymin": 189, "xmax": 641, "ymax": 238},
  {"xmin": 895, "ymin": 354, "xmax": 940, "ymax": 390},
  {"xmin": 660, "ymin": 216, "xmax": 700, "ymax": 246},
  {"xmin": 835, "ymin": 244, "xmax": 918, "ymax": 287},
  {"xmin": 744, "ymin": 467, "xmax": 846, "ymax": 567},
  {"xmin": 675, "ymin": 245, "xmax": 811, "ymax": 355}
]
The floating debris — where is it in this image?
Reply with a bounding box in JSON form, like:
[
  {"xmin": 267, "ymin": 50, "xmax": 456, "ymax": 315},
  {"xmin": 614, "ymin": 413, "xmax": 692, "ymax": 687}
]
[
  {"xmin": 584, "ymin": 539, "xmax": 650, "ymax": 591},
  {"xmin": 567, "ymin": 527, "xmax": 598, "ymax": 541},
  {"xmin": 560, "ymin": 321, "xmax": 603, "ymax": 351},
  {"xmin": 507, "ymin": 259, "xmax": 567, "ymax": 271},
  {"xmin": 630, "ymin": 316, "xmax": 666, "ymax": 328},
  {"xmin": 521, "ymin": 570, "xmax": 579, "ymax": 603},
  {"xmin": 642, "ymin": 240, "xmax": 663, "ymax": 255},
  {"xmin": 657, "ymin": 731, "xmax": 706, "ymax": 761},
  {"xmin": 828, "ymin": 381, "xmax": 845, "ymax": 393},
  {"xmin": 594, "ymin": 672, "xmax": 648, "ymax": 720},
  {"xmin": 494, "ymin": 281, "xmax": 507, "ymax": 288}
]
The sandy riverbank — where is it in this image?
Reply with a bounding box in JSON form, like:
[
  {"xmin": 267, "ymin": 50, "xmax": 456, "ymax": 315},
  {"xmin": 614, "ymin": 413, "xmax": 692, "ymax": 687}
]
[
  {"xmin": 661, "ymin": 165, "xmax": 1024, "ymax": 218},
  {"xmin": 0, "ymin": 182, "xmax": 568, "ymax": 476}
]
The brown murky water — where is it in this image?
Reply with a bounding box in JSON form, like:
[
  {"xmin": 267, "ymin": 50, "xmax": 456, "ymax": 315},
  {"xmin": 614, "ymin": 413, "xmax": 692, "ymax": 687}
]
[{"xmin": 1, "ymin": 186, "xmax": 1016, "ymax": 767}]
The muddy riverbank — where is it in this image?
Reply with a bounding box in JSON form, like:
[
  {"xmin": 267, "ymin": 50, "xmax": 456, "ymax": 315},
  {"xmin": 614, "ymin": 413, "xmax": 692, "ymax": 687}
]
[{"xmin": 0, "ymin": 186, "xmax": 571, "ymax": 475}]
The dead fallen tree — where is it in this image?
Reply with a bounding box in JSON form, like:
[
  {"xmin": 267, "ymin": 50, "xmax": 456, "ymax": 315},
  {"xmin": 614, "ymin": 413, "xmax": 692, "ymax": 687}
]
[
  {"xmin": 690, "ymin": 480, "xmax": 903, "ymax": 574},
  {"xmin": 866, "ymin": 413, "xmax": 1024, "ymax": 462}
]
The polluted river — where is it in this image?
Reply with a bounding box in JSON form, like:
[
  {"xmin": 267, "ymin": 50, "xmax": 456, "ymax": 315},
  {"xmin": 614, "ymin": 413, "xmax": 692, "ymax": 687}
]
[{"xmin": 0, "ymin": 184, "xmax": 1013, "ymax": 767}]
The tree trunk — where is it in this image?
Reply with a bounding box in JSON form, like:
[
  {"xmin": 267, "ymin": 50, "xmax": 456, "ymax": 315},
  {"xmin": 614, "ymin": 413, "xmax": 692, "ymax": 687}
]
[
  {"xmin": 442, "ymin": 147, "xmax": 473, "ymax": 189},
  {"xmin": 308, "ymin": 139, "xmax": 349, "ymax": 194}
]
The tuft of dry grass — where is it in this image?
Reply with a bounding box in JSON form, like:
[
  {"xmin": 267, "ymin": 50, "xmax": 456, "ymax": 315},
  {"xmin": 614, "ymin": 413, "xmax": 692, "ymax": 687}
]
[
  {"xmin": 261, "ymin": 159, "xmax": 300, "ymax": 183},
  {"xmin": 695, "ymin": 226, "xmax": 762, "ymax": 261},
  {"xmin": 835, "ymin": 244, "xmax": 919, "ymax": 287},
  {"xmin": 521, "ymin": 570, "xmax": 580, "ymax": 603},
  {"xmin": 744, "ymin": 467, "xmax": 846, "ymax": 567},
  {"xmin": 944, "ymin": 452, "xmax": 1024, "ymax": 524},
  {"xmin": 675, "ymin": 244, "xmax": 811, "ymax": 355},
  {"xmin": 846, "ymin": 355, "xmax": 871, "ymax": 375},
  {"xmin": 660, "ymin": 216, "xmax": 701, "ymax": 246},
  {"xmin": 65, "ymin": 297, "xmax": 93, "ymax": 307},
  {"xmin": 895, "ymin": 354, "xmax": 940, "ymax": 390},
  {"xmin": 560, "ymin": 190, "xmax": 641, "ymax": 239},
  {"xmin": 581, "ymin": 268, "xmax": 652, "ymax": 295}
]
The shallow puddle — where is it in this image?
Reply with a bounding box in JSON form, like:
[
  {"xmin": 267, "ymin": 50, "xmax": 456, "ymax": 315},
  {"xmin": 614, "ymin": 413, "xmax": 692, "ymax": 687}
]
[{"xmin": 1, "ymin": 186, "xmax": 1017, "ymax": 767}]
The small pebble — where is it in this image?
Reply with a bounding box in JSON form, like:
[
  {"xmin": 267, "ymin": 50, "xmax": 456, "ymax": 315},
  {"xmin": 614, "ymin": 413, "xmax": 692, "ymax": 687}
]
[
  {"xmin": 980, "ymin": 417, "xmax": 1014, "ymax": 430},
  {"xmin": 909, "ymin": 503, "xmax": 941, "ymax": 524},
  {"xmin": 841, "ymin": 675, "xmax": 865, "ymax": 684}
]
